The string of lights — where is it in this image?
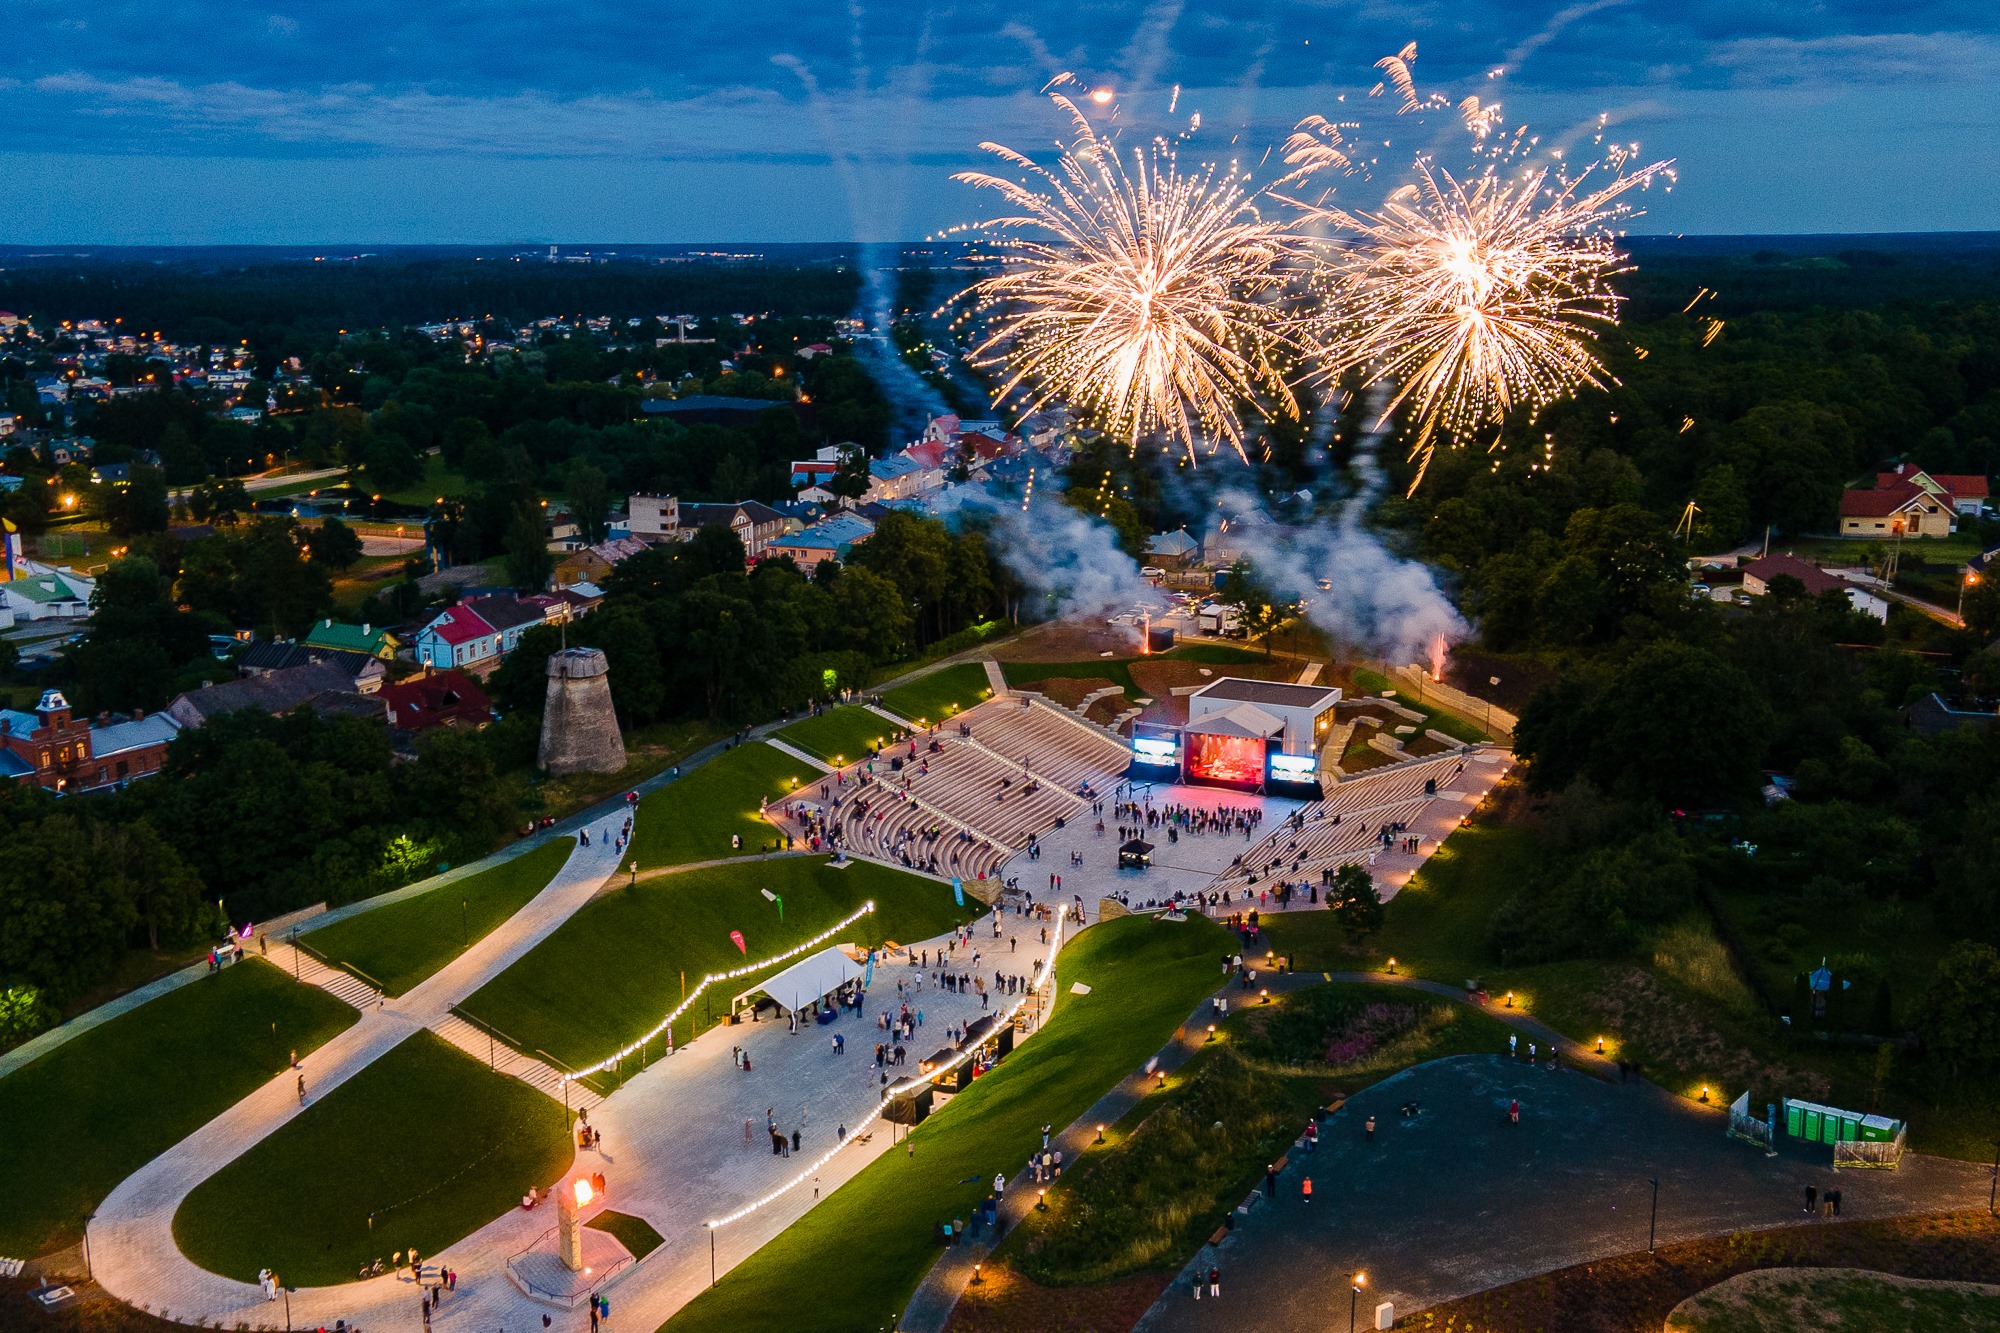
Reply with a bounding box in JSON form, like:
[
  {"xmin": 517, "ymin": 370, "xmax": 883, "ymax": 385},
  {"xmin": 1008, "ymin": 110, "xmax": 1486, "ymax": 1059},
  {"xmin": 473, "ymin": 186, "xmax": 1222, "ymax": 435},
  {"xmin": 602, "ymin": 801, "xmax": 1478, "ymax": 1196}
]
[
  {"xmin": 561, "ymin": 901, "xmax": 879, "ymax": 1083},
  {"xmin": 705, "ymin": 904, "xmax": 1072, "ymax": 1232}
]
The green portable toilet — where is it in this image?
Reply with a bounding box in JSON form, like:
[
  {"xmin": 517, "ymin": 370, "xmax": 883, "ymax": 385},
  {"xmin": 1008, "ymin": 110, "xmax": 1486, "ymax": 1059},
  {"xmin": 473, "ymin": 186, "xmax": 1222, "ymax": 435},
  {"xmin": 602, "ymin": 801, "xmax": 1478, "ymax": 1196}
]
[
  {"xmin": 1786, "ymin": 1102, "xmax": 1804, "ymax": 1138},
  {"xmin": 1859, "ymin": 1114, "xmax": 1899, "ymax": 1143},
  {"xmin": 1803, "ymin": 1109, "xmax": 1822, "ymax": 1141}
]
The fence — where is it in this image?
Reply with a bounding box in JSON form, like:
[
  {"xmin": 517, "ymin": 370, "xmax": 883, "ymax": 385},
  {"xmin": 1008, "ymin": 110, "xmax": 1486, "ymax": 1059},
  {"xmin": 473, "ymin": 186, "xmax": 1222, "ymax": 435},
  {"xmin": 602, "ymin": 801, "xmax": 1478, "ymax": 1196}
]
[
  {"xmin": 1834, "ymin": 1124, "xmax": 1908, "ymax": 1169},
  {"xmin": 1726, "ymin": 1091, "xmax": 1773, "ymax": 1150},
  {"xmin": 504, "ymin": 1225, "xmax": 634, "ymax": 1308}
]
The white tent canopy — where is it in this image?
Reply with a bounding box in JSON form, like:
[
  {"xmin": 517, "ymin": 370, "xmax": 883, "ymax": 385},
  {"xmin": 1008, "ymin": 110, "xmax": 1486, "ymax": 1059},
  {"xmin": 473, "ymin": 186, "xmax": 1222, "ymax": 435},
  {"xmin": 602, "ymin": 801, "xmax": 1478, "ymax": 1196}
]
[
  {"xmin": 1182, "ymin": 701, "xmax": 1283, "ymax": 739},
  {"xmin": 738, "ymin": 944, "xmax": 863, "ymax": 1014}
]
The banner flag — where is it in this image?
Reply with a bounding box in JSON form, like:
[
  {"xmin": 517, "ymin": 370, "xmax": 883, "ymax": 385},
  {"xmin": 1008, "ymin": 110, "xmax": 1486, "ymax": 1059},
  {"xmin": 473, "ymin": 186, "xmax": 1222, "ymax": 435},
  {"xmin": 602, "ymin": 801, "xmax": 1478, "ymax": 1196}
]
[{"xmin": 729, "ymin": 930, "xmax": 746, "ymax": 955}]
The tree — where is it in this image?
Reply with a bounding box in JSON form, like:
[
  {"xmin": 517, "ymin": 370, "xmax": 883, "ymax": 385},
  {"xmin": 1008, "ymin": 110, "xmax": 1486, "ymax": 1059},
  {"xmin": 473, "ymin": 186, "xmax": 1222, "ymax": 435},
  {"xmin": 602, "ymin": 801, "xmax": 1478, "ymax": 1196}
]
[
  {"xmin": 565, "ymin": 460, "xmax": 612, "ymax": 544},
  {"xmin": 306, "ymin": 517, "xmax": 364, "ymax": 570},
  {"xmin": 503, "ymin": 506, "xmax": 555, "ymax": 591},
  {"xmin": 1582, "ymin": 641, "xmax": 1773, "ymax": 806},
  {"xmin": 0, "ymin": 815, "xmax": 140, "ymax": 1003},
  {"xmin": 102, "ymin": 466, "xmax": 171, "ymax": 537},
  {"xmin": 826, "ymin": 445, "xmax": 871, "ymax": 502},
  {"xmin": 1328, "ymin": 864, "xmax": 1384, "ymax": 941},
  {"xmin": 1917, "ymin": 941, "xmax": 2000, "ymax": 1074}
]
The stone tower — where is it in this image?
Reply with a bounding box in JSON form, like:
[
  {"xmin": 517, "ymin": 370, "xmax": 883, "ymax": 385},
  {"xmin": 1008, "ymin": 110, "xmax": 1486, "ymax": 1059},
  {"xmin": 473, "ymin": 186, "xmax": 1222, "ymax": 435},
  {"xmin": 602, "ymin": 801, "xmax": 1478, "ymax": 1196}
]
[{"xmin": 538, "ymin": 648, "xmax": 626, "ymax": 775}]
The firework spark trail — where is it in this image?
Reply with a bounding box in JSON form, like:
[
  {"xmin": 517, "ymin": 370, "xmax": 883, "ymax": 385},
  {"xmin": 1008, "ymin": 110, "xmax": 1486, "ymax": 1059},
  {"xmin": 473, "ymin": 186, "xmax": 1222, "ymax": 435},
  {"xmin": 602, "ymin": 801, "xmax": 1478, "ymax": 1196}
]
[
  {"xmin": 948, "ymin": 80, "xmax": 1316, "ymax": 463},
  {"xmin": 1305, "ymin": 151, "xmax": 1670, "ymax": 489}
]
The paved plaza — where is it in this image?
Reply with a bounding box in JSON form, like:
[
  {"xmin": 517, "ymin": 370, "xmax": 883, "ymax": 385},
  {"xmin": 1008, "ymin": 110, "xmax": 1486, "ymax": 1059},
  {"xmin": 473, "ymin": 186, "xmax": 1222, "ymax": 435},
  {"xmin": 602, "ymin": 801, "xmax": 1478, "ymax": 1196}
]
[{"xmin": 1135, "ymin": 1055, "xmax": 1993, "ymax": 1331}]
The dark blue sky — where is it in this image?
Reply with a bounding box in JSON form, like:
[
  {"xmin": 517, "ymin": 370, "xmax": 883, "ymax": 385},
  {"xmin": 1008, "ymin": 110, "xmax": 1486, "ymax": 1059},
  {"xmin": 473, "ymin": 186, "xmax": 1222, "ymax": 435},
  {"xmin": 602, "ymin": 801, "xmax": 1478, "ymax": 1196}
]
[{"xmin": 3, "ymin": 0, "xmax": 1996, "ymax": 243}]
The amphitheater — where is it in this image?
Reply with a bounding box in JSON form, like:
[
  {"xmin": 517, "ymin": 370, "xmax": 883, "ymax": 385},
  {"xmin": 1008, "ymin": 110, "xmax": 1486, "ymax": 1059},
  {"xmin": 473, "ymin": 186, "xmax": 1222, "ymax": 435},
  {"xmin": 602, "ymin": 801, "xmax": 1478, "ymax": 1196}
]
[{"xmin": 772, "ymin": 688, "xmax": 1512, "ymax": 907}]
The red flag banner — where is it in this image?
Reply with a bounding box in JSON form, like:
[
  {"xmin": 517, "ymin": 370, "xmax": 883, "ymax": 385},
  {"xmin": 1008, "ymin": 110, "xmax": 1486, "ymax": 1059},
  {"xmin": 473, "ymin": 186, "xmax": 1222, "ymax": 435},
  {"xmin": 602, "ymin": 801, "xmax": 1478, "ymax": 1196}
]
[{"xmin": 729, "ymin": 930, "xmax": 746, "ymax": 955}]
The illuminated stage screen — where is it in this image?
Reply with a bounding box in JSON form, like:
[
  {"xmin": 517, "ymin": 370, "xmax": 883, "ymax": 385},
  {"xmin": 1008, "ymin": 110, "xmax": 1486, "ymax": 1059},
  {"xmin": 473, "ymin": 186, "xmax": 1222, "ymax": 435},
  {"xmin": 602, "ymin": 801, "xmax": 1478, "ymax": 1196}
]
[{"xmin": 1186, "ymin": 733, "xmax": 1266, "ymax": 786}]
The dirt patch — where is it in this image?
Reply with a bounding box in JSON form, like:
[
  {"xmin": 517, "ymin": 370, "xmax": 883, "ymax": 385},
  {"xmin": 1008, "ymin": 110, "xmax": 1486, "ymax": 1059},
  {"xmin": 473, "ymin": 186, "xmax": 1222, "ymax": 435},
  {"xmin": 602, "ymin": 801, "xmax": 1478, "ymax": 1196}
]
[
  {"xmin": 1018, "ymin": 676, "xmax": 1124, "ymax": 710},
  {"xmin": 991, "ymin": 620, "xmax": 1146, "ymax": 662},
  {"xmin": 1413, "ymin": 1210, "xmax": 2000, "ymax": 1333},
  {"xmin": 1666, "ymin": 1266, "xmax": 2000, "ymax": 1332},
  {"xmin": 944, "ymin": 1263, "xmax": 1174, "ymax": 1333},
  {"xmin": 1085, "ymin": 697, "xmax": 1128, "ymax": 727}
]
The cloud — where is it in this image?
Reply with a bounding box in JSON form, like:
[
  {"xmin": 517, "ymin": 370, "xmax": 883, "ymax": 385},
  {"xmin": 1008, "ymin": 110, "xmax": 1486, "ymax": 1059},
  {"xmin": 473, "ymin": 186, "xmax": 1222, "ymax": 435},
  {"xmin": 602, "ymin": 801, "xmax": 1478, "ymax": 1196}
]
[{"xmin": 1704, "ymin": 31, "xmax": 2000, "ymax": 87}]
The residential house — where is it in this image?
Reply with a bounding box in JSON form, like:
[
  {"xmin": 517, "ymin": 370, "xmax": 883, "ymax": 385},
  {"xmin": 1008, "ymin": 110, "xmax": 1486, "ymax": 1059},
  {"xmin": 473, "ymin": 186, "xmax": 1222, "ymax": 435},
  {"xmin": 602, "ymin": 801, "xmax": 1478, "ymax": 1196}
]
[
  {"xmin": 235, "ymin": 640, "xmax": 387, "ymax": 692},
  {"xmin": 628, "ymin": 494, "xmax": 679, "ymax": 541},
  {"xmin": 863, "ymin": 454, "xmax": 929, "ymax": 503},
  {"xmin": 300, "ymin": 618, "xmax": 400, "ymax": 661},
  {"xmin": 1837, "ymin": 470, "xmax": 1972, "ymax": 538},
  {"xmin": 766, "ymin": 512, "xmax": 877, "ymax": 574},
  {"xmin": 1738, "ymin": 553, "xmax": 1889, "ymax": 622},
  {"xmin": 168, "ymin": 661, "xmax": 386, "ymax": 730},
  {"xmin": 413, "ymin": 593, "xmax": 565, "ymax": 672},
  {"xmin": 0, "ymin": 690, "xmax": 178, "ymax": 792},
  {"xmin": 0, "ymin": 564, "xmax": 95, "ymax": 622},
  {"xmin": 378, "ymin": 670, "xmax": 495, "ymax": 734},
  {"xmin": 678, "ymin": 501, "xmax": 792, "ymax": 560},
  {"xmin": 1146, "ymin": 528, "xmax": 1202, "ymax": 566}
]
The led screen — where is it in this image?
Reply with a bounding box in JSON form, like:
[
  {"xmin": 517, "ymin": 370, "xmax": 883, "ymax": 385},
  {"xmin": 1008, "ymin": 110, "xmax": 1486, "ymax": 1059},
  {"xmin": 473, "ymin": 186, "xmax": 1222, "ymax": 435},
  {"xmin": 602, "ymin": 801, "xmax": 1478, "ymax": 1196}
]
[{"xmin": 1186, "ymin": 733, "xmax": 1265, "ymax": 785}]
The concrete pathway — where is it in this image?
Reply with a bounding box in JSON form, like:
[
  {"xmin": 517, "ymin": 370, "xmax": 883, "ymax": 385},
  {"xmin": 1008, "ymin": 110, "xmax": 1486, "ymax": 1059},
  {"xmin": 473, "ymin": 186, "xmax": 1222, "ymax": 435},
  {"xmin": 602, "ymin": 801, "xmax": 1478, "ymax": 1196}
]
[
  {"xmin": 1133, "ymin": 1055, "xmax": 1993, "ymax": 1332},
  {"xmin": 982, "ymin": 659, "xmax": 1009, "ymax": 698},
  {"xmin": 87, "ymin": 821, "xmax": 632, "ymax": 1331}
]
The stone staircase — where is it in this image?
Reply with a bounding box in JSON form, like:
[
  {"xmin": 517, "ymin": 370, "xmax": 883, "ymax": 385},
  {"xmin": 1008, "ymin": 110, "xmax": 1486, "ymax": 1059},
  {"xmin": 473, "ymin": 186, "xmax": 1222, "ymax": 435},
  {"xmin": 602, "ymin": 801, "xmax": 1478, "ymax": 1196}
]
[
  {"xmin": 431, "ymin": 1012, "xmax": 603, "ymax": 1114},
  {"xmin": 260, "ymin": 942, "xmax": 380, "ymax": 1011}
]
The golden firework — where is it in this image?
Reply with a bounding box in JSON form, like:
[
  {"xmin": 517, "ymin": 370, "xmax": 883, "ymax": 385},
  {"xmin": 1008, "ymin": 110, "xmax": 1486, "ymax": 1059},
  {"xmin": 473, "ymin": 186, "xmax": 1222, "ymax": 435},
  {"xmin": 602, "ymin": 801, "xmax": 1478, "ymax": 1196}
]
[{"xmin": 949, "ymin": 83, "xmax": 1314, "ymax": 462}]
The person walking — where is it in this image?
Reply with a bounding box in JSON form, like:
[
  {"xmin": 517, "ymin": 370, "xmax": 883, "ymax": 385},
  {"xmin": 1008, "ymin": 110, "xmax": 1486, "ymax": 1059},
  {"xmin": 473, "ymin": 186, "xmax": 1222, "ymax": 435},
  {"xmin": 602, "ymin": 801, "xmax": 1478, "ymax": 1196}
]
[
  {"xmin": 1208, "ymin": 1267, "xmax": 1221, "ymax": 1298},
  {"xmin": 1301, "ymin": 1176, "xmax": 1313, "ymax": 1204},
  {"xmin": 1829, "ymin": 1187, "xmax": 1843, "ymax": 1216},
  {"xmin": 1265, "ymin": 1164, "xmax": 1278, "ymax": 1197},
  {"xmin": 1508, "ymin": 1098, "xmax": 1520, "ymax": 1125},
  {"xmin": 994, "ymin": 1172, "xmax": 1006, "ymax": 1197},
  {"xmin": 1365, "ymin": 1114, "xmax": 1376, "ymax": 1143},
  {"xmin": 1805, "ymin": 1184, "xmax": 1818, "ymax": 1214},
  {"xmin": 296, "ymin": 1072, "xmax": 306, "ymax": 1104}
]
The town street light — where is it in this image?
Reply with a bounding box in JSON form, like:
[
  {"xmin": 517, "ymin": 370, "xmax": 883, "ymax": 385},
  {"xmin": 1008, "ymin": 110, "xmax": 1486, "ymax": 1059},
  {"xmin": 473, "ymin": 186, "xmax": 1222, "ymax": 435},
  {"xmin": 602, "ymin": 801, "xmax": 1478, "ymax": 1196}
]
[
  {"xmin": 1648, "ymin": 1177, "xmax": 1660, "ymax": 1252},
  {"xmin": 1350, "ymin": 1272, "xmax": 1366, "ymax": 1333}
]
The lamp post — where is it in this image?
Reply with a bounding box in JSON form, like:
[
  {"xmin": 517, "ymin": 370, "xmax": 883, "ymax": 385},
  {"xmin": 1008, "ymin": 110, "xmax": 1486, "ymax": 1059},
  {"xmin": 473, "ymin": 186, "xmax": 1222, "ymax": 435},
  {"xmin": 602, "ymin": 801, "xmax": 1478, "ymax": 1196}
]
[
  {"xmin": 283, "ymin": 1286, "xmax": 295, "ymax": 1332},
  {"xmin": 1350, "ymin": 1272, "xmax": 1365, "ymax": 1333},
  {"xmin": 460, "ymin": 897, "xmax": 468, "ymax": 949},
  {"xmin": 1648, "ymin": 1177, "xmax": 1659, "ymax": 1253},
  {"xmin": 1989, "ymin": 1140, "xmax": 1999, "ymax": 1214},
  {"xmin": 81, "ymin": 1214, "xmax": 93, "ymax": 1281}
]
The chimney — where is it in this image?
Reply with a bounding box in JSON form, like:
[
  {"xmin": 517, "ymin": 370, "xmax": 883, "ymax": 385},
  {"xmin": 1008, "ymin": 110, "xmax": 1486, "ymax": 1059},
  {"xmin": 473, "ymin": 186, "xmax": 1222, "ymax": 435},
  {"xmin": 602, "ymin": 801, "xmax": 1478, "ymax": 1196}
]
[
  {"xmin": 362, "ymin": 623, "xmax": 371, "ymax": 636},
  {"xmin": 134, "ymin": 708, "xmax": 144, "ymax": 720}
]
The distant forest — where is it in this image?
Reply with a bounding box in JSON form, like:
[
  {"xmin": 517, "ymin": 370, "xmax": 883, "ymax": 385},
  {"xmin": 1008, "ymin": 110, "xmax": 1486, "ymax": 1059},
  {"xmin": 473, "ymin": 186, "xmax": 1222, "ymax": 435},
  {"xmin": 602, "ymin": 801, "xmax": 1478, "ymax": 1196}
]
[{"xmin": 0, "ymin": 254, "xmax": 864, "ymax": 350}]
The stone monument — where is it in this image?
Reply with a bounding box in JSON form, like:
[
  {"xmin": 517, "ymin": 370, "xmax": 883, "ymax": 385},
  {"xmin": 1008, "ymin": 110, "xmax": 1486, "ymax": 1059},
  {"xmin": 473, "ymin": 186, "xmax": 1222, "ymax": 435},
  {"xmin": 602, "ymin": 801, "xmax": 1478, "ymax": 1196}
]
[{"xmin": 538, "ymin": 647, "xmax": 626, "ymax": 775}]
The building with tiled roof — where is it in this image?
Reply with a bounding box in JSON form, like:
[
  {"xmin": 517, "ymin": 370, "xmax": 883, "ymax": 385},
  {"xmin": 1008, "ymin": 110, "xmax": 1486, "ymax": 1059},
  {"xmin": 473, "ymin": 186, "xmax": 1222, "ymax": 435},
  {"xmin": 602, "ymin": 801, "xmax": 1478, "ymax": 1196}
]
[
  {"xmin": 0, "ymin": 690, "xmax": 177, "ymax": 792},
  {"xmin": 300, "ymin": 618, "xmax": 400, "ymax": 660},
  {"xmin": 766, "ymin": 513, "xmax": 877, "ymax": 574},
  {"xmin": 1837, "ymin": 468, "xmax": 1980, "ymax": 538},
  {"xmin": 379, "ymin": 670, "xmax": 494, "ymax": 734}
]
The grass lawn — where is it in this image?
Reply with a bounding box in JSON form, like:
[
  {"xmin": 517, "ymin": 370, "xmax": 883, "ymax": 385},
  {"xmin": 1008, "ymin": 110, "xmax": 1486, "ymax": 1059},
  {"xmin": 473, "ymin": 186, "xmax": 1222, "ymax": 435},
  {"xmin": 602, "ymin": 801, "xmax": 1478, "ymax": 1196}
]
[
  {"xmin": 0, "ymin": 962, "xmax": 357, "ymax": 1259},
  {"xmin": 625, "ymin": 742, "xmax": 804, "ymax": 872},
  {"xmin": 1002, "ymin": 660, "xmax": 1139, "ymax": 696},
  {"xmin": 1350, "ymin": 666, "xmax": 1491, "ymax": 743},
  {"xmin": 774, "ymin": 706, "xmax": 902, "ymax": 765},
  {"xmin": 660, "ymin": 911, "xmax": 1231, "ymax": 1333},
  {"xmin": 879, "ymin": 663, "xmax": 994, "ymax": 725},
  {"xmin": 173, "ymin": 1031, "xmax": 571, "ymax": 1287},
  {"xmin": 460, "ymin": 857, "xmax": 974, "ymax": 1078},
  {"xmin": 999, "ymin": 981, "xmax": 1516, "ymax": 1287},
  {"xmin": 300, "ymin": 839, "xmax": 573, "ymax": 997},
  {"xmin": 587, "ymin": 1210, "xmax": 663, "ymax": 1261},
  {"xmin": 378, "ymin": 455, "xmax": 472, "ymax": 507}
]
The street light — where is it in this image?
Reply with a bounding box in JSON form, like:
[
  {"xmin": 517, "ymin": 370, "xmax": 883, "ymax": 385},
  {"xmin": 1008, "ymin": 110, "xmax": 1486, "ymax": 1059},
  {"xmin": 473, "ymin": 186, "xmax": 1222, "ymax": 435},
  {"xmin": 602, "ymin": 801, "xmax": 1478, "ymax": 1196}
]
[
  {"xmin": 1648, "ymin": 1177, "xmax": 1659, "ymax": 1253},
  {"xmin": 1990, "ymin": 1140, "xmax": 1999, "ymax": 1215},
  {"xmin": 1350, "ymin": 1272, "xmax": 1366, "ymax": 1333}
]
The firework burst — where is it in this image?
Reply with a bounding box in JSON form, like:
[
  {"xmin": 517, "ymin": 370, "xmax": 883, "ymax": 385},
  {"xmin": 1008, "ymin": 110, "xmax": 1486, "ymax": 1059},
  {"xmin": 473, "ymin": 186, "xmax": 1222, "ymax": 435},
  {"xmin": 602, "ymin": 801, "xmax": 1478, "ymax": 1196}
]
[{"xmin": 948, "ymin": 81, "xmax": 1314, "ymax": 462}]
